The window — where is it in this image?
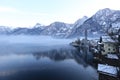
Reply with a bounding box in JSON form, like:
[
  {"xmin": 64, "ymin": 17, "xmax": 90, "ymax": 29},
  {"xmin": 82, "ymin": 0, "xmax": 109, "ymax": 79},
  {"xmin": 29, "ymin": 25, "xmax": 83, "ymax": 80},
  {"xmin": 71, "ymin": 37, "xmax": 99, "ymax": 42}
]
[
  {"xmin": 81, "ymin": 43, "xmax": 84, "ymax": 45},
  {"xmin": 108, "ymin": 48, "xmax": 110, "ymax": 51},
  {"xmin": 113, "ymin": 49, "xmax": 115, "ymax": 51},
  {"xmin": 103, "ymin": 50, "xmax": 105, "ymax": 52}
]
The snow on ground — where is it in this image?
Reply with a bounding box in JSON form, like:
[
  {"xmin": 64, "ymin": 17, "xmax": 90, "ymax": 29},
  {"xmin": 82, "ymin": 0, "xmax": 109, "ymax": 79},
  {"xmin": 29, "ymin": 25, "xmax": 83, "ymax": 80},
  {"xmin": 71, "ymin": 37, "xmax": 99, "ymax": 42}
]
[
  {"xmin": 98, "ymin": 64, "xmax": 118, "ymax": 75},
  {"xmin": 107, "ymin": 54, "xmax": 119, "ymax": 59}
]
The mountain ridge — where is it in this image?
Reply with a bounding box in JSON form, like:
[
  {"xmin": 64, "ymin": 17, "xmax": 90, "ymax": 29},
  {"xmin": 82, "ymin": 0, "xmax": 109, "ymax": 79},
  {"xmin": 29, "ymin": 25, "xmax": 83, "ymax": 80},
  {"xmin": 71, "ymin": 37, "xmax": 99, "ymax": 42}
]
[{"xmin": 0, "ymin": 8, "xmax": 120, "ymax": 38}]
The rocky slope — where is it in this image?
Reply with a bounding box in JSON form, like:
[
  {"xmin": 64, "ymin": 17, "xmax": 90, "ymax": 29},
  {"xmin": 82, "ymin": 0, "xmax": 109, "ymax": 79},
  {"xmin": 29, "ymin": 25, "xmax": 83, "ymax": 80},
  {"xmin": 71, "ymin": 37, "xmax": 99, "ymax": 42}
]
[{"xmin": 68, "ymin": 8, "xmax": 120, "ymax": 38}]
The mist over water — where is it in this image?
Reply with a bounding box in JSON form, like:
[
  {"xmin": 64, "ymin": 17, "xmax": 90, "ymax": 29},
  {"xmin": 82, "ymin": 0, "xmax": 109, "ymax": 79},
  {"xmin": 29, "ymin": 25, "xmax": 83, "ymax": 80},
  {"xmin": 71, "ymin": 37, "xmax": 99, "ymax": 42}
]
[
  {"xmin": 0, "ymin": 35, "xmax": 72, "ymax": 45},
  {"xmin": 0, "ymin": 35, "xmax": 98, "ymax": 80},
  {"xmin": 0, "ymin": 35, "xmax": 73, "ymax": 54}
]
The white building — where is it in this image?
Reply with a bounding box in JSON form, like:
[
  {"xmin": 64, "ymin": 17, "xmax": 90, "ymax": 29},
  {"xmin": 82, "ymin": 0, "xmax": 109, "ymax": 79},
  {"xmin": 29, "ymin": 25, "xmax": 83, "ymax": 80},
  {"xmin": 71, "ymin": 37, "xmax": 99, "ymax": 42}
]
[{"xmin": 101, "ymin": 36, "xmax": 117, "ymax": 55}]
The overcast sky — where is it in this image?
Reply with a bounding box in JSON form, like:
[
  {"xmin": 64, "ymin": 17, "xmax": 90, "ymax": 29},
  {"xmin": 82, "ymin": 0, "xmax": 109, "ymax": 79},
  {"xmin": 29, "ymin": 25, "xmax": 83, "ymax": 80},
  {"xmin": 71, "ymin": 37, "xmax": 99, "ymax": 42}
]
[{"xmin": 0, "ymin": 0, "xmax": 120, "ymax": 28}]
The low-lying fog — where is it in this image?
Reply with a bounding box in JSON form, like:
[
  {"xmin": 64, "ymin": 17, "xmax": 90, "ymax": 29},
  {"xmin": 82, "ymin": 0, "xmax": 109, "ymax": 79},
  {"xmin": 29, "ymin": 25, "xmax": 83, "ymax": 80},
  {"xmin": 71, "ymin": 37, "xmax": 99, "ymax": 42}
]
[
  {"xmin": 0, "ymin": 35, "xmax": 73, "ymax": 44},
  {"xmin": 0, "ymin": 35, "xmax": 74, "ymax": 54}
]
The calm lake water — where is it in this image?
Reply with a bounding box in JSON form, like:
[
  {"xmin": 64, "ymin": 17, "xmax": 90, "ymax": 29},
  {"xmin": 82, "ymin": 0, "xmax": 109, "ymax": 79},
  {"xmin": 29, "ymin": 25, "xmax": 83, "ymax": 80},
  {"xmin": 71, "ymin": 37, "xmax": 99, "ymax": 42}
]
[{"xmin": 0, "ymin": 35, "xmax": 98, "ymax": 80}]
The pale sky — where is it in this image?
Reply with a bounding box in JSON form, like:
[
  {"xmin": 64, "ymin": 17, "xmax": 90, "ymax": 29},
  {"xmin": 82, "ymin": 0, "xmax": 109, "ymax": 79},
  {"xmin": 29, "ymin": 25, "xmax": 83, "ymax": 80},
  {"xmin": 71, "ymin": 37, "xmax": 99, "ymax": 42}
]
[{"xmin": 0, "ymin": 0, "xmax": 120, "ymax": 28}]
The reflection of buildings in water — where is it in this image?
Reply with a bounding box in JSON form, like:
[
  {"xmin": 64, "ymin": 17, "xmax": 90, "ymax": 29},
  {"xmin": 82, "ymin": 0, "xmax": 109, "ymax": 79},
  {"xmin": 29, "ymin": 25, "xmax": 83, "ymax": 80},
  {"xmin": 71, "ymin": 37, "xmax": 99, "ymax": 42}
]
[
  {"xmin": 32, "ymin": 48, "xmax": 78, "ymax": 61},
  {"xmin": 32, "ymin": 47, "xmax": 91, "ymax": 67},
  {"xmin": 0, "ymin": 47, "xmax": 98, "ymax": 80}
]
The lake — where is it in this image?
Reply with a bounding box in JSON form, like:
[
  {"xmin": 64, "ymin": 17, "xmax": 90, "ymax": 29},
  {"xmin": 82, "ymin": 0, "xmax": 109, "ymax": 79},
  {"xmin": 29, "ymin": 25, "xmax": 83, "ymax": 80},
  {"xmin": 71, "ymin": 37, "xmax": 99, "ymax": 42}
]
[{"xmin": 0, "ymin": 35, "xmax": 98, "ymax": 80}]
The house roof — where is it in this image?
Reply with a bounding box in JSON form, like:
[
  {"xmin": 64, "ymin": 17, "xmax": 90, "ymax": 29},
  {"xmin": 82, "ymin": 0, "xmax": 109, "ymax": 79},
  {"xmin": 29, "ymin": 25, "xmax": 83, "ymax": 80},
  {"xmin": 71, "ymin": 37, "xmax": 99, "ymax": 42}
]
[
  {"xmin": 102, "ymin": 36, "xmax": 115, "ymax": 43},
  {"xmin": 98, "ymin": 64, "xmax": 118, "ymax": 75}
]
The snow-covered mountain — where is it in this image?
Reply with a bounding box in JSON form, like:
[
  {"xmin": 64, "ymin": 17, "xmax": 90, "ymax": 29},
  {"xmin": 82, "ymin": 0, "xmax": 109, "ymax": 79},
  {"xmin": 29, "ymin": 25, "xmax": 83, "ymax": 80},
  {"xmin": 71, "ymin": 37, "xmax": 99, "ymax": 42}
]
[
  {"xmin": 40, "ymin": 22, "xmax": 73, "ymax": 38},
  {"xmin": 0, "ymin": 16, "xmax": 87, "ymax": 37},
  {"xmin": 41, "ymin": 16, "xmax": 88, "ymax": 38},
  {"xmin": 93, "ymin": 8, "xmax": 120, "ymax": 29},
  {"xmin": 10, "ymin": 23, "xmax": 45, "ymax": 35},
  {"xmin": 73, "ymin": 16, "xmax": 88, "ymax": 29},
  {"xmin": 0, "ymin": 8, "xmax": 120, "ymax": 38},
  {"xmin": 0, "ymin": 26, "xmax": 11, "ymax": 34},
  {"xmin": 68, "ymin": 8, "xmax": 120, "ymax": 38}
]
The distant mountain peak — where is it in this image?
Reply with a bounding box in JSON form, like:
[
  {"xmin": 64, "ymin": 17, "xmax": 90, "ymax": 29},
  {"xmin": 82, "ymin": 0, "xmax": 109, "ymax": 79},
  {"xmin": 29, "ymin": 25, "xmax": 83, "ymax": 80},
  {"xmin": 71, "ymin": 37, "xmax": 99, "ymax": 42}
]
[
  {"xmin": 0, "ymin": 8, "xmax": 120, "ymax": 38},
  {"xmin": 34, "ymin": 23, "xmax": 45, "ymax": 27},
  {"xmin": 49, "ymin": 22, "xmax": 67, "ymax": 28},
  {"xmin": 50, "ymin": 21, "xmax": 65, "ymax": 25},
  {"xmin": 35, "ymin": 23, "xmax": 41, "ymax": 25},
  {"xmin": 101, "ymin": 8, "xmax": 111, "ymax": 11},
  {"xmin": 75, "ymin": 16, "xmax": 88, "ymax": 22},
  {"xmin": 73, "ymin": 16, "xmax": 88, "ymax": 28},
  {"xmin": 94, "ymin": 8, "xmax": 116, "ymax": 18},
  {"xmin": 82, "ymin": 16, "xmax": 88, "ymax": 19},
  {"xmin": 33, "ymin": 23, "xmax": 45, "ymax": 29}
]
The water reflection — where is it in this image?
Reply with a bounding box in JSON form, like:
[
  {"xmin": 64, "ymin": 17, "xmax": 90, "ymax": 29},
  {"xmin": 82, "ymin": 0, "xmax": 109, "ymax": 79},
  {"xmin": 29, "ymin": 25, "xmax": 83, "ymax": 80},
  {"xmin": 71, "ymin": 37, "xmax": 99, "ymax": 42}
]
[{"xmin": 0, "ymin": 45, "xmax": 98, "ymax": 80}]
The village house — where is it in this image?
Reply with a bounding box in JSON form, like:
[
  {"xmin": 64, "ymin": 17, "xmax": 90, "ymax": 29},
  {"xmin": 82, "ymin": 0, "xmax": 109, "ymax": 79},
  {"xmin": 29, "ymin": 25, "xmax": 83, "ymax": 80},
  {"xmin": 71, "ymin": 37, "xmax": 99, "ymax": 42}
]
[{"xmin": 101, "ymin": 36, "xmax": 117, "ymax": 55}]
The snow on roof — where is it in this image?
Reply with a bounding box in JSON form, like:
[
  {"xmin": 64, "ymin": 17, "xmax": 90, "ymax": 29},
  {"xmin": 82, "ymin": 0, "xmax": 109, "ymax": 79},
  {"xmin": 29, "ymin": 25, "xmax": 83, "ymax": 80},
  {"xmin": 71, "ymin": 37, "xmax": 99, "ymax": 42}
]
[
  {"xmin": 98, "ymin": 64, "xmax": 118, "ymax": 75},
  {"xmin": 98, "ymin": 42, "xmax": 103, "ymax": 45},
  {"xmin": 102, "ymin": 36, "xmax": 115, "ymax": 43},
  {"xmin": 107, "ymin": 54, "xmax": 119, "ymax": 59}
]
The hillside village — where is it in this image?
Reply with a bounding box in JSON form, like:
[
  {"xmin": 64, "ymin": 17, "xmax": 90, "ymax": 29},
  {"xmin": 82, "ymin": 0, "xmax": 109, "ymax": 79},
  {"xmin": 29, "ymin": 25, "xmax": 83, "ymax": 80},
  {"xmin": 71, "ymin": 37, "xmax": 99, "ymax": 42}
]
[{"xmin": 70, "ymin": 27, "xmax": 120, "ymax": 80}]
